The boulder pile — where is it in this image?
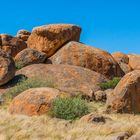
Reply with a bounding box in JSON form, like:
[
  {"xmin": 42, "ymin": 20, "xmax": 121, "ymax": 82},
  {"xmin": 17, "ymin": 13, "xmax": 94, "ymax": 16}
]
[{"xmin": 0, "ymin": 23, "xmax": 140, "ymax": 116}]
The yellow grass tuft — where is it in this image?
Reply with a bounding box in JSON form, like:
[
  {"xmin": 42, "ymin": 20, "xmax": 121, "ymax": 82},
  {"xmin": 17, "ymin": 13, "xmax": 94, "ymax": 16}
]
[{"xmin": 0, "ymin": 102, "xmax": 140, "ymax": 140}]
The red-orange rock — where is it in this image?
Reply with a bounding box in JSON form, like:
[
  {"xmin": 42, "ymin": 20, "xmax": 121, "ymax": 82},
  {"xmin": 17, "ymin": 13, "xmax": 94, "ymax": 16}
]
[
  {"xmin": 17, "ymin": 64, "xmax": 107, "ymax": 99},
  {"xmin": 27, "ymin": 24, "xmax": 81, "ymax": 57},
  {"xmin": 0, "ymin": 34, "xmax": 27, "ymax": 57},
  {"xmin": 112, "ymin": 52, "xmax": 129, "ymax": 64},
  {"xmin": 16, "ymin": 29, "xmax": 31, "ymax": 41},
  {"xmin": 48, "ymin": 41, "xmax": 124, "ymax": 79},
  {"xmin": 112, "ymin": 52, "xmax": 132, "ymax": 74},
  {"xmin": 0, "ymin": 50, "xmax": 16, "ymax": 86},
  {"xmin": 106, "ymin": 70, "xmax": 140, "ymax": 113},
  {"xmin": 14, "ymin": 48, "xmax": 47, "ymax": 68},
  {"xmin": 128, "ymin": 54, "xmax": 140, "ymax": 70},
  {"xmin": 9, "ymin": 87, "xmax": 64, "ymax": 116}
]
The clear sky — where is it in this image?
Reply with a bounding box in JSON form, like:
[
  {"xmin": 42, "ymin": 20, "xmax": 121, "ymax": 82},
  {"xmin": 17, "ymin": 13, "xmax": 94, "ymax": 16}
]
[{"xmin": 0, "ymin": 0, "xmax": 140, "ymax": 54}]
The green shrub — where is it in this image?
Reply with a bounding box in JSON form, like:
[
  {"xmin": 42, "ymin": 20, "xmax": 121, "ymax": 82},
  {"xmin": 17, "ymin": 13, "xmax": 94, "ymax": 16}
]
[
  {"xmin": 99, "ymin": 77, "xmax": 121, "ymax": 90},
  {"xmin": 49, "ymin": 97, "xmax": 89, "ymax": 120},
  {"xmin": 3, "ymin": 77, "xmax": 55, "ymax": 102}
]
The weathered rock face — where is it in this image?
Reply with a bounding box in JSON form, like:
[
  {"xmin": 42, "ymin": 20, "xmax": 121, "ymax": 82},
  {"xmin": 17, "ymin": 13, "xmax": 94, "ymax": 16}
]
[
  {"xmin": 16, "ymin": 29, "xmax": 31, "ymax": 41},
  {"xmin": 112, "ymin": 52, "xmax": 132, "ymax": 74},
  {"xmin": 128, "ymin": 54, "xmax": 140, "ymax": 70},
  {"xmin": 17, "ymin": 64, "xmax": 107, "ymax": 99},
  {"xmin": 9, "ymin": 87, "xmax": 64, "ymax": 116},
  {"xmin": 14, "ymin": 48, "xmax": 47, "ymax": 68},
  {"xmin": 0, "ymin": 50, "xmax": 16, "ymax": 86},
  {"xmin": 27, "ymin": 24, "xmax": 81, "ymax": 57},
  {"xmin": 0, "ymin": 34, "xmax": 27, "ymax": 57},
  {"xmin": 48, "ymin": 41, "xmax": 124, "ymax": 79},
  {"xmin": 106, "ymin": 70, "xmax": 140, "ymax": 113}
]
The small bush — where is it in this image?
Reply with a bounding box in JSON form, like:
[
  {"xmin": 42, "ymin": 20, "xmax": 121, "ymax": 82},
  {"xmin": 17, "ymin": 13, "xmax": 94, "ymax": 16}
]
[
  {"xmin": 3, "ymin": 77, "xmax": 55, "ymax": 102},
  {"xmin": 99, "ymin": 77, "xmax": 121, "ymax": 90},
  {"xmin": 49, "ymin": 97, "xmax": 89, "ymax": 120}
]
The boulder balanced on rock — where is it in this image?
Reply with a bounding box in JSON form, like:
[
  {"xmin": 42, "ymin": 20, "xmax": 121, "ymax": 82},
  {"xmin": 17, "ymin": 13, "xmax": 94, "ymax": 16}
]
[
  {"xmin": 27, "ymin": 24, "xmax": 81, "ymax": 57},
  {"xmin": 48, "ymin": 41, "xmax": 124, "ymax": 79}
]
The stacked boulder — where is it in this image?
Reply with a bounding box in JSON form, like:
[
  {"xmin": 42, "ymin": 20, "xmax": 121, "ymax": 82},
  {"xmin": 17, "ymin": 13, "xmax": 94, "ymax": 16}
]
[
  {"xmin": 112, "ymin": 52, "xmax": 132, "ymax": 74},
  {"xmin": 0, "ymin": 34, "xmax": 27, "ymax": 57},
  {"xmin": 27, "ymin": 24, "xmax": 81, "ymax": 57},
  {"xmin": 16, "ymin": 29, "xmax": 31, "ymax": 42}
]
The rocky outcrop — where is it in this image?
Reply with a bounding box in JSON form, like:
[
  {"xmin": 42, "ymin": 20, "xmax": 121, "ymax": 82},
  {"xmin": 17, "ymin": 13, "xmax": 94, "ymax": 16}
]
[
  {"xmin": 0, "ymin": 50, "xmax": 16, "ymax": 86},
  {"xmin": 128, "ymin": 54, "xmax": 140, "ymax": 70},
  {"xmin": 16, "ymin": 29, "xmax": 31, "ymax": 41},
  {"xmin": 0, "ymin": 34, "xmax": 27, "ymax": 57},
  {"xmin": 112, "ymin": 52, "xmax": 132, "ymax": 74},
  {"xmin": 17, "ymin": 64, "xmax": 107, "ymax": 99},
  {"xmin": 14, "ymin": 48, "xmax": 47, "ymax": 68},
  {"xmin": 106, "ymin": 70, "xmax": 140, "ymax": 113},
  {"xmin": 9, "ymin": 87, "xmax": 65, "ymax": 116},
  {"xmin": 27, "ymin": 24, "xmax": 81, "ymax": 57},
  {"xmin": 48, "ymin": 41, "xmax": 124, "ymax": 79}
]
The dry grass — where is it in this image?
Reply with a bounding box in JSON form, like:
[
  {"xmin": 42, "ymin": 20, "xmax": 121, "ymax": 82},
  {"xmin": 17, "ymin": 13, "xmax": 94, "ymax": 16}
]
[{"xmin": 0, "ymin": 102, "xmax": 140, "ymax": 140}]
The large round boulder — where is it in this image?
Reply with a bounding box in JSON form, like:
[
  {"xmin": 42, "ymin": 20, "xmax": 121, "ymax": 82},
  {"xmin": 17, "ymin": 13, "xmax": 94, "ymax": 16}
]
[
  {"xmin": 112, "ymin": 52, "xmax": 132, "ymax": 74},
  {"xmin": 14, "ymin": 48, "xmax": 47, "ymax": 68},
  {"xmin": 0, "ymin": 34, "xmax": 27, "ymax": 57},
  {"xmin": 48, "ymin": 41, "xmax": 124, "ymax": 79},
  {"xmin": 106, "ymin": 70, "xmax": 140, "ymax": 113},
  {"xmin": 9, "ymin": 87, "xmax": 65, "ymax": 116},
  {"xmin": 128, "ymin": 54, "xmax": 140, "ymax": 70},
  {"xmin": 27, "ymin": 24, "xmax": 81, "ymax": 57},
  {"xmin": 0, "ymin": 50, "xmax": 16, "ymax": 86},
  {"xmin": 17, "ymin": 64, "xmax": 107, "ymax": 99},
  {"xmin": 16, "ymin": 29, "xmax": 31, "ymax": 41}
]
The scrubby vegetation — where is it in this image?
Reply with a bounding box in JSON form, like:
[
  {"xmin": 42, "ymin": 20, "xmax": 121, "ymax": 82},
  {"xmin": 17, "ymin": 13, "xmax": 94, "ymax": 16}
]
[
  {"xmin": 3, "ymin": 77, "xmax": 55, "ymax": 102},
  {"xmin": 99, "ymin": 77, "xmax": 121, "ymax": 90},
  {"xmin": 50, "ymin": 97, "xmax": 89, "ymax": 120}
]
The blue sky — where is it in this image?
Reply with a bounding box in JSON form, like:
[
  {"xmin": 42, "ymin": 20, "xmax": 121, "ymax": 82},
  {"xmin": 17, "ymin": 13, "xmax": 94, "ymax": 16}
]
[{"xmin": 0, "ymin": 0, "xmax": 140, "ymax": 54}]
